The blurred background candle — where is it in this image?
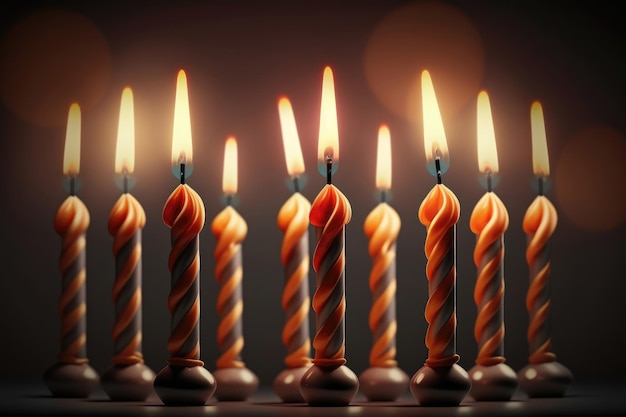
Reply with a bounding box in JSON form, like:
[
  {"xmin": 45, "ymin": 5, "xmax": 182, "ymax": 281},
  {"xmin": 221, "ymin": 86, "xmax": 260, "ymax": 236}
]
[
  {"xmin": 358, "ymin": 124, "xmax": 409, "ymax": 401},
  {"xmin": 299, "ymin": 66, "xmax": 358, "ymax": 406},
  {"xmin": 100, "ymin": 87, "xmax": 155, "ymax": 401},
  {"xmin": 211, "ymin": 136, "xmax": 259, "ymax": 401},
  {"xmin": 43, "ymin": 103, "xmax": 99, "ymax": 399},
  {"xmin": 153, "ymin": 69, "xmax": 216, "ymax": 406},
  {"xmin": 272, "ymin": 96, "xmax": 313, "ymax": 403},
  {"xmin": 410, "ymin": 70, "xmax": 470, "ymax": 406},
  {"xmin": 467, "ymin": 91, "xmax": 518, "ymax": 401},
  {"xmin": 517, "ymin": 101, "xmax": 573, "ymax": 398}
]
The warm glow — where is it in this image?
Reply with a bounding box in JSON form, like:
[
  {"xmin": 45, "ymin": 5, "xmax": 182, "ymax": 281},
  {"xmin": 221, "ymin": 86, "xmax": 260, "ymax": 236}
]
[
  {"xmin": 278, "ymin": 96, "xmax": 305, "ymax": 176},
  {"xmin": 421, "ymin": 70, "xmax": 449, "ymax": 169},
  {"xmin": 376, "ymin": 124, "xmax": 392, "ymax": 190},
  {"xmin": 222, "ymin": 136, "xmax": 238, "ymax": 195},
  {"xmin": 115, "ymin": 87, "xmax": 135, "ymax": 174},
  {"xmin": 63, "ymin": 103, "xmax": 81, "ymax": 175},
  {"xmin": 171, "ymin": 69, "xmax": 193, "ymax": 169},
  {"xmin": 476, "ymin": 90, "xmax": 499, "ymax": 174},
  {"xmin": 530, "ymin": 101, "xmax": 550, "ymax": 176},
  {"xmin": 317, "ymin": 66, "xmax": 339, "ymax": 168}
]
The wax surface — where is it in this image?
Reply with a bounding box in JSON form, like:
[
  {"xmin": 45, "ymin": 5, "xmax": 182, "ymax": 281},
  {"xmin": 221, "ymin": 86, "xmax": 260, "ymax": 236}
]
[
  {"xmin": 470, "ymin": 191, "xmax": 509, "ymax": 366},
  {"xmin": 417, "ymin": 183, "xmax": 460, "ymax": 367},
  {"xmin": 162, "ymin": 183, "xmax": 205, "ymax": 367},
  {"xmin": 309, "ymin": 184, "xmax": 352, "ymax": 368},
  {"xmin": 211, "ymin": 205, "xmax": 248, "ymax": 369},
  {"xmin": 277, "ymin": 192, "xmax": 312, "ymax": 368},
  {"xmin": 108, "ymin": 193, "xmax": 146, "ymax": 365},
  {"xmin": 364, "ymin": 202, "xmax": 400, "ymax": 367},
  {"xmin": 523, "ymin": 195, "xmax": 558, "ymax": 364}
]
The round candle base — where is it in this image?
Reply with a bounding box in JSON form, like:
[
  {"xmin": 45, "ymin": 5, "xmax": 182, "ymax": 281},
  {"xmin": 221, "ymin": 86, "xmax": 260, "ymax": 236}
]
[
  {"xmin": 300, "ymin": 364, "xmax": 359, "ymax": 406},
  {"xmin": 517, "ymin": 361, "xmax": 573, "ymax": 398},
  {"xmin": 43, "ymin": 362, "xmax": 100, "ymax": 398},
  {"xmin": 153, "ymin": 364, "xmax": 216, "ymax": 406},
  {"xmin": 410, "ymin": 364, "xmax": 471, "ymax": 406},
  {"xmin": 101, "ymin": 362, "xmax": 156, "ymax": 401},
  {"xmin": 213, "ymin": 367, "xmax": 259, "ymax": 401},
  {"xmin": 468, "ymin": 362, "xmax": 518, "ymax": 401},
  {"xmin": 273, "ymin": 366, "xmax": 311, "ymax": 403},
  {"xmin": 359, "ymin": 366, "xmax": 409, "ymax": 401}
]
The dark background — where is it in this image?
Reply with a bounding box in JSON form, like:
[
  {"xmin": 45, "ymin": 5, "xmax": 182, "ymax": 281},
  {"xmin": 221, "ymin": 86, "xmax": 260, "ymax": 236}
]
[{"xmin": 1, "ymin": 0, "xmax": 625, "ymax": 388}]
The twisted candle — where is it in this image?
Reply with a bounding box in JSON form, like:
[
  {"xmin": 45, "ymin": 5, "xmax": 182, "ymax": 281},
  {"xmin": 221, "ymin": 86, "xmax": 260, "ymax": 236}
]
[
  {"xmin": 277, "ymin": 193, "xmax": 312, "ymax": 369},
  {"xmin": 211, "ymin": 205, "xmax": 248, "ymax": 369},
  {"xmin": 162, "ymin": 183, "xmax": 205, "ymax": 367},
  {"xmin": 470, "ymin": 192, "xmax": 508, "ymax": 366},
  {"xmin": 309, "ymin": 184, "xmax": 352, "ymax": 367},
  {"xmin": 364, "ymin": 202, "xmax": 400, "ymax": 368},
  {"xmin": 108, "ymin": 193, "xmax": 146, "ymax": 365}
]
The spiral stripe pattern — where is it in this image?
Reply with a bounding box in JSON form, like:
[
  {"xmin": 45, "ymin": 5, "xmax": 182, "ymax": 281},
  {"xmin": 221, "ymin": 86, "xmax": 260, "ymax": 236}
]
[
  {"xmin": 162, "ymin": 184, "xmax": 205, "ymax": 367},
  {"xmin": 212, "ymin": 205, "xmax": 248, "ymax": 369},
  {"xmin": 309, "ymin": 184, "xmax": 352, "ymax": 368},
  {"xmin": 418, "ymin": 184, "xmax": 460, "ymax": 368},
  {"xmin": 364, "ymin": 202, "xmax": 401, "ymax": 368},
  {"xmin": 108, "ymin": 193, "xmax": 146, "ymax": 365},
  {"xmin": 470, "ymin": 192, "xmax": 509, "ymax": 366},
  {"xmin": 54, "ymin": 196, "xmax": 90, "ymax": 365},
  {"xmin": 277, "ymin": 193, "xmax": 312, "ymax": 368},
  {"xmin": 523, "ymin": 195, "xmax": 558, "ymax": 364}
]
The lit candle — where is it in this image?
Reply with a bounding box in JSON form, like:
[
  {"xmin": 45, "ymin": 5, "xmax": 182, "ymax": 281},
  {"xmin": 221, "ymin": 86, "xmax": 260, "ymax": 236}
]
[
  {"xmin": 272, "ymin": 96, "xmax": 313, "ymax": 403},
  {"xmin": 101, "ymin": 87, "xmax": 156, "ymax": 401},
  {"xmin": 467, "ymin": 91, "xmax": 518, "ymax": 401},
  {"xmin": 517, "ymin": 101, "xmax": 573, "ymax": 398},
  {"xmin": 409, "ymin": 70, "xmax": 471, "ymax": 406},
  {"xmin": 43, "ymin": 103, "xmax": 99, "ymax": 398},
  {"xmin": 211, "ymin": 136, "xmax": 259, "ymax": 401},
  {"xmin": 299, "ymin": 66, "xmax": 359, "ymax": 406},
  {"xmin": 153, "ymin": 69, "xmax": 216, "ymax": 406},
  {"xmin": 358, "ymin": 124, "xmax": 409, "ymax": 401}
]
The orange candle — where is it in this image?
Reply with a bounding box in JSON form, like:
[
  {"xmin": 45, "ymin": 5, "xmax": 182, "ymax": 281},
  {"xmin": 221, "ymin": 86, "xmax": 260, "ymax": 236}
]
[
  {"xmin": 153, "ymin": 69, "xmax": 216, "ymax": 406},
  {"xmin": 517, "ymin": 101, "xmax": 573, "ymax": 398},
  {"xmin": 467, "ymin": 90, "xmax": 518, "ymax": 401},
  {"xmin": 410, "ymin": 70, "xmax": 470, "ymax": 406},
  {"xmin": 272, "ymin": 96, "xmax": 313, "ymax": 403},
  {"xmin": 211, "ymin": 137, "xmax": 259, "ymax": 401},
  {"xmin": 43, "ymin": 103, "xmax": 99, "ymax": 399},
  {"xmin": 300, "ymin": 66, "xmax": 358, "ymax": 406},
  {"xmin": 359, "ymin": 124, "xmax": 408, "ymax": 401},
  {"xmin": 101, "ymin": 87, "xmax": 155, "ymax": 401}
]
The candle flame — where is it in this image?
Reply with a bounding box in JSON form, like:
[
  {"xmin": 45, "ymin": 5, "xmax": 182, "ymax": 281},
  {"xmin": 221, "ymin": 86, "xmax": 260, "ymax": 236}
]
[
  {"xmin": 318, "ymin": 66, "xmax": 339, "ymax": 175},
  {"xmin": 171, "ymin": 69, "xmax": 193, "ymax": 173},
  {"xmin": 223, "ymin": 136, "xmax": 238, "ymax": 195},
  {"xmin": 421, "ymin": 70, "xmax": 449, "ymax": 176},
  {"xmin": 115, "ymin": 87, "xmax": 135, "ymax": 175},
  {"xmin": 530, "ymin": 101, "xmax": 550, "ymax": 176},
  {"xmin": 476, "ymin": 90, "xmax": 499, "ymax": 175},
  {"xmin": 63, "ymin": 103, "xmax": 81, "ymax": 176},
  {"xmin": 376, "ymin": 124, "xmax": 392, "ymax": 190},
  {"xmin": 278, "ymin": 96, "xmax": 305, "ymax": 177}
]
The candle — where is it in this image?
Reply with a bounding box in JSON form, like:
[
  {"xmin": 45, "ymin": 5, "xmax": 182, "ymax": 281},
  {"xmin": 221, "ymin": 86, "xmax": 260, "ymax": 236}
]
[
  {"xmin": 43, "ymin": 103, "xmax": 99, "ymax": 398},
  {"xmin": 299, "ymin": 66, "xmax": 359, "ymax": 406},
  {"xmin": 467, "ymin": 91, "xmax": 518, "ymax": 401},
  {"xmin": 409, "ymin": 70, "xmax": 470, "ymax": 406},
  {"xmin": 211, "ymin": 136, "xmax": 259, "ymax": 401},
  {"xmin": 517, "ymin": 101, "xmax": 573, "ymax": 398},
  {"xmin": 153, "ymin": 69, "xmax": 216, "ymax": 406},
  {"xmin": 358, "ymin": 124, "xmax": 408, "ymax": 401},
  {"xmin": 101, "ymin": 87, "xmax": 155, "ymax": 401},
  {"xmin": 272, "ymin": 96, "xmax": 313, "ymax": 403}
]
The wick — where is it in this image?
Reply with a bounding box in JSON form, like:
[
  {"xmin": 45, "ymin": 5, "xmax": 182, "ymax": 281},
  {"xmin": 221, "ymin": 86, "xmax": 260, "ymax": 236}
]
[
  {"xmin": 180, "ymin": 163, "xmax": 185, "ymax": 185},
  {"xmin": 293, "ymin": 176, "xmax": 300, "ymax": 193},
  {"xmin": 435, "ymin": 157, "xmax": 442, "ymax": 185},
  {"xmin": 380, "ymin": 189, "xmax": 387, "ymax": 203},
  {"xmin": 122, "ymin": 168, "xmax": 129, "ymax": 194},
  {"xmin": 326, "ymin": 156, "xmax": 332, "ymax": 185},
  {"xmin": 538, "ymin": 176, "xmax": 544, "ymax": 196},
  {"xmin": 69, "ymin": 176, "xmax": 76, "ymax": 196},
  {"xmin": 486, "ymin": 169, "xmax": 492, "ymax": 193},
  {"xmin": 226, "ymin": 194, "xmax": 233, "ymax": 206}
]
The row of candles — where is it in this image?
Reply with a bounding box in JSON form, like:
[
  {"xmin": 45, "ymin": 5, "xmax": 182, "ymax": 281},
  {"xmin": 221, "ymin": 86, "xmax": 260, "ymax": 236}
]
[{"xmin": 44, "ymin": 66, "xmax": 572, "ymax": 406}]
